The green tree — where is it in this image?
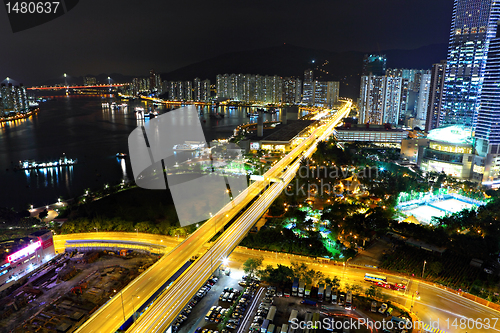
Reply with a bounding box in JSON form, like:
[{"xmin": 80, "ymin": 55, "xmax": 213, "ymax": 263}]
[
  {"xmin": 429, "ymin": 262, "xmax": 443, "ymax": 276},
  {"xmin": 243, "ymin": 257, "xmax": 264, "ymax": 279},
  {"xmin": 351, "ymin": 283, "xmax": 363, "ymax": 295},
  {"xmin": 366, "ymin": 285, "xmax": 377, "ymax": 298}
]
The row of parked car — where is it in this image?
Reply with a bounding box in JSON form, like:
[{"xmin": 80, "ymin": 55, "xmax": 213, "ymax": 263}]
[
  {"xmin": 249, "ymin": 286, "xmax": 276, "ymax": 331},
  {"xmin": 219, "ymin": 287, "xmax": 241, "ymax": 303},
  {"xmin": 205, "ymin": 305, "xmax": 229, "ymax": 324},
  {"xmin": 171, "ymin": 276, "xmax": 219, "ymax": 332}
]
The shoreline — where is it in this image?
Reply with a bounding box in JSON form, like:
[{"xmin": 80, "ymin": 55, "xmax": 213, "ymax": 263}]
[{"xmin": 0, "ymin": 108, "xmax": 39, "ymax": 123}]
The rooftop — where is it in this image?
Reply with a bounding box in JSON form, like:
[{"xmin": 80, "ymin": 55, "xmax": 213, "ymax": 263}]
[
  {"xmin": 248, "ymin": 120, "xmax": 315, "ymax": 142},
  {"xmin": 426, "ymin": 125, "xmax": 473, "ymax": 145},
  {"xmin": 336, "ymin": 124, "xmax": 408, "ymax": 132}
]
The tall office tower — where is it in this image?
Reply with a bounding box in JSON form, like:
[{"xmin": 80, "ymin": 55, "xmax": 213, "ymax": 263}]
[
  {"xmin": 362, "ymin": 54, "xmax": 387, "ymax": 76},
  {"xmin": 326, "ymin": 81, "xmax": 340, "ymax": 108},
  {"xmin": 440, "ymin": 0, "xmax": 499, "ymax": 128},
  {"xmin": 473, "ymin": 2, "xmax": 500, "ymax": 183},
  {"xmin": 313, "ymin": 81, "xmax": 327, "ymax": 107},
  {"xmin": 302, "ymin": 69, "xmax": 314, "ymax": 105},
  {"xmin": 425, "ymin": 61, "xmax": 447, "ymax": 131},
  {"xmin": 414, "ymin": 72, "xmax": 432, "ymax": 129}
]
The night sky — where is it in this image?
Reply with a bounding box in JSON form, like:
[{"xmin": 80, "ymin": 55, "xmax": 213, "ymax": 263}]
[{"xmin": 0, "ymin": 0, "xmax": 454, "ymax": 85}]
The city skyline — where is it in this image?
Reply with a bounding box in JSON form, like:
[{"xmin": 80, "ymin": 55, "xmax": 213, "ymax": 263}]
[{"xmin": 0, "ymin": 0, "xmax": 453, "ymax": 85}]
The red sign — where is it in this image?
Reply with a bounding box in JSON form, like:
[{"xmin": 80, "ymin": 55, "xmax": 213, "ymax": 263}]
[
  {"xmin": 42, "ymin": 238, "xmax": 53, "ymax": 250},
  {"xmin": 7, "ymin": 241, "xmax": 41, "ymax": 262}
]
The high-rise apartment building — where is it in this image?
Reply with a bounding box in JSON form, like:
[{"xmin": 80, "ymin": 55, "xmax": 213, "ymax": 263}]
[
  {"xmin": 193, "ymin": 78, "xmax": 211, "ymax": 102},
  {"xmin": 0, "ymin": 84, "xmax": 29, "ymax": 116},
  {"xmin": 215, "ymin": 74, "xmax": 284, "ymax": 104},
  {"xmin": 362, "ymin": 54, "xmax": 387, "ymax": 76},
  {"xmin": 425, "ymin": 61, "xmax": 447, "ymax": 132},
  {"xmin": 359, "ymin": 74, "xmax": 405, "ymax": 125},
  {"xmin": 414, "ymin": 72, "xmax": 432, "ymax": 129},
  {"xmin": 302, "ymin": 69, "xmax": 314, "ymax": 105},
  {"xmin": 83, "ymin": 76, "xmax": 96, "ymax": 86}
]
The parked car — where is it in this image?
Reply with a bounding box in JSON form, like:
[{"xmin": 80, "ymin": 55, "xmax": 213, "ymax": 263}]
[{"xmin": 378, "ymin": 303, "xmax": 388, "ymax": 314}]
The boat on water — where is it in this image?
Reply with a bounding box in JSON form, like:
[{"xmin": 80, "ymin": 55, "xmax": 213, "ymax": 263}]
[
  {"xmin": 144, "ymin": 111, "xmax": 159, "ymax": 118},
  {"xmin": 116, "ymin": 153, "xmax": 127, "ymax": 158},
  {"xmin": 173, "ymin": 141, "xmax": 207, "ymax": 151},
  {"xmin": 17, "ymin": 156, "xmax": 77, "ymax": 170},
  {"xmin": 247, "ymin": 112, "xmax": 259, "ymax": 117}
]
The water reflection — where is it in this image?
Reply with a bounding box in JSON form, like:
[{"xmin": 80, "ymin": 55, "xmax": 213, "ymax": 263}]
[{"xmin": 120, "ymin": 157, "xmax": 129, "ymax": 182}]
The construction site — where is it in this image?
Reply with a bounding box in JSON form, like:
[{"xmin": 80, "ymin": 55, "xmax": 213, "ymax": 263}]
[{"xmin": 0, "ymin": 249, "xmax": 159, "ymax": 333}]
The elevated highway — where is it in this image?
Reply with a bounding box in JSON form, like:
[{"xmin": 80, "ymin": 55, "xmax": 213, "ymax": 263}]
[
  {"xmin": 126, "ymin": 102, "xmax": 351, "ymax": 332},
  {"xmin": 68, "ymin": 102, "xmax": 351, "ymax": 332}
]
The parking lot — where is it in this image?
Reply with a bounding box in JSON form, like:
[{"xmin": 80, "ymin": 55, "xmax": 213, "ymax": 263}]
[
  {"xmin": 176, "ymin": 270, "xmax": 258, "ymax": 333},
  {"xmin": 172, "ymin": 267, "xmax": 409, "ymax": 333}
]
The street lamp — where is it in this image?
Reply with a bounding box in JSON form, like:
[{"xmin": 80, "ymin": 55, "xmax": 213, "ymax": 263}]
[
  {"xmin": 116, "ymin": 290, "xmax": 126, "ymax": 322},
  {"xmin": 135, "ymin": 228, "xmax": 138, "ymax": 236},
  {"xmin": 94, "ymin": 227, "xmax": 98, "ymax": 233},
  {"xmin": 422, "ymin": 260, "xmax": 427, "ymax": 278}
]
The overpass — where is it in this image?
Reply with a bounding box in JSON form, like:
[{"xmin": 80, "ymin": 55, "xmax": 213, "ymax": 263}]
[
  {"xmin": 126, "ymin": 102, "xmax": 351, "ymax": 332},
  {"xmin": 68, "ymin": 102, "xmax": 351, "ymax": 333}
]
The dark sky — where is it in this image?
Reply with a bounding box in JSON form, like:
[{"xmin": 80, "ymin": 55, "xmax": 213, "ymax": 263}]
[{"xmin": 0, "ymin": 0, "xmax": 453, "ymax": 85}]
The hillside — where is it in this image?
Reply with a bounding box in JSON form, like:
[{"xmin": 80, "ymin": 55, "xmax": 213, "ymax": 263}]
[{"xmin": 160, "ymin": 43, "xmax": 448, "ymax": 99}]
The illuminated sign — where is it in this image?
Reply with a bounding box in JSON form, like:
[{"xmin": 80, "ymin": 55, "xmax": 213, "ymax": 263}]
[
  {"xmin": 7, "ymin": 241, "xmax": 41, "ymax": 263},
  {"xmin": 250, "ymin": 142, "xmax": 260, "ymax": 150},
  {"xmin": 429, "ymin": 142, "xmax": 472, "ymax": 154}
]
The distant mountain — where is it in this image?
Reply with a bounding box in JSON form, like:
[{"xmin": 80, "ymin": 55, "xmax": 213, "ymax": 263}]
[
  {"xmin": 161, "ymin": 43, "xmax": 448, "ymax": 99},
  {"xmin": 35, "ymin": 73, "xmax": 138, "ymax": 87}
]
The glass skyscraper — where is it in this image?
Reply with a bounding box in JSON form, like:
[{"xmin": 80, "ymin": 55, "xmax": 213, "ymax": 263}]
[
  {"xmin": 437, "ymin": 0, "xmax": 500, "ymax": 184},
  {"xmin": 474, "ymin": 2, "xmax": 500, "ymax": 184},
  {"xmin": 440, "ymin": 0, "xmax": 499, "ymax": 129}
]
